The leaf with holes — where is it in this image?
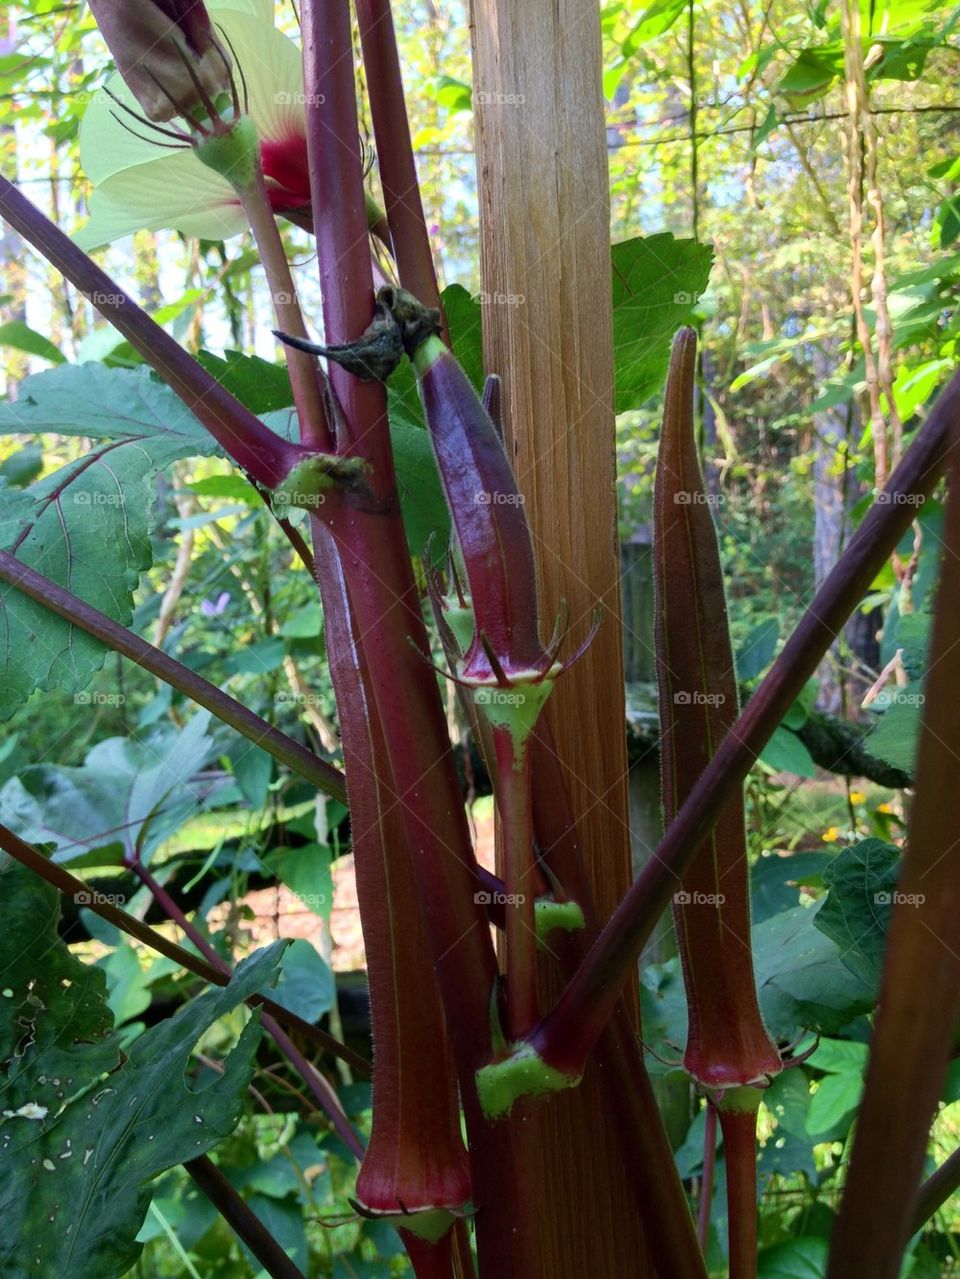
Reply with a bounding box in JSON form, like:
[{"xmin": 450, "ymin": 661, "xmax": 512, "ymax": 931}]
[
  {"xmin": 0, "ymin": 364, "xmax": 218, "ymax": 718},
  {"xmin": 0, "ymin": 858, "xmax": 286, "ymax": 1279}
]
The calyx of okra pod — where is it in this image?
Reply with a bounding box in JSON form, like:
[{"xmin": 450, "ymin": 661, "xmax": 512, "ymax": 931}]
[{"xmin": 348, "ymin": 1200, "xmax": 473, "ymax": 1244}]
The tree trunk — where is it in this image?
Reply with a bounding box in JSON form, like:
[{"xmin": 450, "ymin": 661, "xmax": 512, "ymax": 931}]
[{"xmin": 470, "ymin": 3, "xmax": 651, "ymax": 1274}]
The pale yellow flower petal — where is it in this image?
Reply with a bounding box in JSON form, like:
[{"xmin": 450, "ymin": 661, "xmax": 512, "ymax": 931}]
[{"xmin": 74, "ymin": 151, "xmax": 247, "ymax": 250}]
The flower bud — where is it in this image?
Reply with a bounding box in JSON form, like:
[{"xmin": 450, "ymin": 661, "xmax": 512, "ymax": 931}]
[{"xmin": 89, "ymin": 1, "xmax": 232, "ymax": 123}]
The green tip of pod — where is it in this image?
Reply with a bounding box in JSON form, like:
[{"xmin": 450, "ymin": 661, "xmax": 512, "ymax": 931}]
[{"xmin": 535, "ymin": 898, "xmax": 586, "ymax": 946}]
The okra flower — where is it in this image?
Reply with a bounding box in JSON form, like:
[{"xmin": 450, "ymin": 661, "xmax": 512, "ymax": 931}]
[{"xmin": 76, "ymin": 0, "xmax": 311, "ymax": 248}]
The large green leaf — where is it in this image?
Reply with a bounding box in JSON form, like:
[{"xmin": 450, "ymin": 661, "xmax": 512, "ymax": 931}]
[
  {"xmin": 611, "ymin": 234, "xmax": 714, "ymax": 412},
  {"xmin": 391, "ymin": 419, "xmax": 451, "ymax": 562},
  {"xmin": 753, "ymin": 906, "xmax": 875, "ymax": 1038},
  {"xmin": 0, "ymin": 363, "xmax": 213, "ymax": 445},
  {"xmin": 196, "ymin": 349, "xmax": 294, "ymax": 415},
  {"xmin": 757, "ymin": 1237, "xmax": 828, "ymax": 1279},
  {"xmin": 813, "ymin": 839, "xmax": 902, "ymax": 987},
  {"xmin": 0, "ymin": 364, "xmax": 218, "ymax": 718},
  {"xmin": 0, "ymin": 713, "xmax": 217, "ymax": 867},
  {"xmin": 0, "ymin": 859, "xmax": 285, "ymax": 1279},
  {"xmin": 865, "ymin": 697, "xmax": 924, "ymax": 772}
]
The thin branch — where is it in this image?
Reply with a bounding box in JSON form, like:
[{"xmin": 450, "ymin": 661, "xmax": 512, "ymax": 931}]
[
  {"xmin": 186, "ymin": 1155, "xmax": 306, "ymax": 1279},
  {"xmin": 0, "ymin": 820, "xmax": 369, "ymax": 1075},
  {"xmin": 911, "ymin": 1147, "xmax": 960, "ymax": 1233},
  {"xmin": 0, "ymin": 549, "xmax": 347, "ymax": 805}
]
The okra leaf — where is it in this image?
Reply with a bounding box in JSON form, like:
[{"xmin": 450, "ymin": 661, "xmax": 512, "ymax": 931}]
[
  {"xmin": 757, "ymin": 1237, "xmax": 828, "ymax": 1279},
  {"xmin": 196, "ymin": 349, "xmax": 294, "ymax": 414},
  {"xmin": 0, "ymin": 858, "xmax": 285, "ymax": 1279},
  {"xmin": 753, "ymin": 906, "xmax": 875, "ymax": 1039},
  {"xmin": 0, "ymin": 364, "xmax": 218, "ymax": 719},
  {"xmin": 865, "ymin": 697, "xmax": 924, "ymax": 772},
  {"xmin": 611, "ymin": 233, "xmax": 713, "ymax": 412},
  {"xmin": 389, "ymin": 419, "xmax": 451, "ymax": 562},
  {"xmin": 813, "ymin": 839, "xmax": 902, "ymax": 987},
  {"xmin": 267, "ymin": 937, "xmax": 335, "ymax": 1023}
]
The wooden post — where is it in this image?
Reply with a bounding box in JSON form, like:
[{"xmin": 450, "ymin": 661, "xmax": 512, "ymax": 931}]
[{"xmin": 470, "ymin": 4, "xmax": 651, "ymax": 1273}]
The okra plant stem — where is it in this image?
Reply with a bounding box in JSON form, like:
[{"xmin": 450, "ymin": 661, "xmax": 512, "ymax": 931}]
[
  {"xmin": 356, "ymin": 0, "xmax": 443, "ymax": 314},
  {"xmin": 492, "ymin": 725, "xmax": 539, "ymax": 1038}
]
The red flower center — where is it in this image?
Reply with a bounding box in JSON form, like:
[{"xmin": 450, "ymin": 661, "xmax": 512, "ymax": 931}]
[{"xmin": 259, "ymin": 134, "xmax": 311, "ymax": 210}]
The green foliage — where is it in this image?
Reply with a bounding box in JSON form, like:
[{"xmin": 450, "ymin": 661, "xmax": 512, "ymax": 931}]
[
  {"xmin": 0, "ymin": 859, "xmax": 283, "ymax": 1279},
  {"xmin": 611, "ymin": 233, "xmax": 714, "ymax": 412},
  {"xmin": 0, "ymin": 365, "xmax": 217, "ymax": 718},
  {"xmin": 0, "ymin": 712, "xmax": 217, "ymax": 867},
  {"xmin": 814, "ymin": 838, "xmax": 902, "ymax": 987}
]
